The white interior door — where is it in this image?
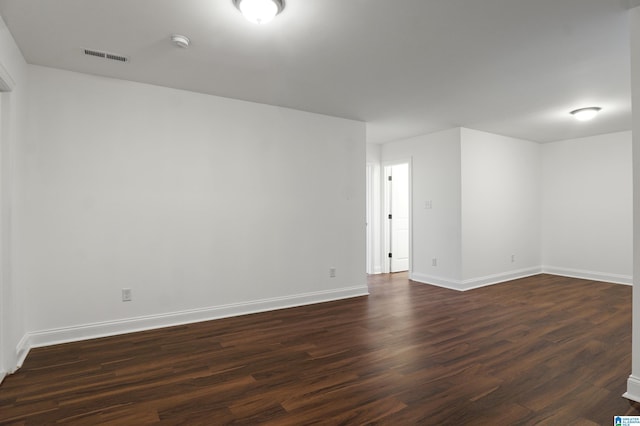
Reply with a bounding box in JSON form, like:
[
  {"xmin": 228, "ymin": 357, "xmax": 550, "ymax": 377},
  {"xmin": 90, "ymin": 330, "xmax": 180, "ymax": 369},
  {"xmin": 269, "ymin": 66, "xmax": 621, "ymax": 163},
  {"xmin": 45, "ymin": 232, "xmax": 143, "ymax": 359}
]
[{"xmin": 386, "ymin": 163, "xmax": 409, "ymax": 272}]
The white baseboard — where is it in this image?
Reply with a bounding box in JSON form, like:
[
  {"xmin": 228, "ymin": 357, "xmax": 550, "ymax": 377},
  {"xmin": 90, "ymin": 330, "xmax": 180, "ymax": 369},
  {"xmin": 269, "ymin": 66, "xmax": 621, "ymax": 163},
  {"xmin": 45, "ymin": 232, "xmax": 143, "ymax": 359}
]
[
  {"xmin": 411, "ymin": 267, "xmax": 542, "ymax": 291},
  {"xmin": 541, "ymin": 265, "xmax": 632, "ymax": 285},
  {"xmin": 24, "ymin": 285, "xmax": 369, "ymax": 350},
  {"xmin": 410, "ymin": 272, "xmax": 463, "ymax": 291},
  {"xmin": 0, "ymin": 336, "xmax": 32, "ymax": 383},
  {"xmin": 16, "ymin": 334, "xmax": 30, "ymax": 370},
  {"xmin": 624, "ymin": 375, "xmax": 640, "ymax": 402},
  {"xmin": 372, "ymin": 265, "xmax": 383, "ymax": 274},
  {"xmin": 412, "ymin": 266, "xmax": 631, "ymax": 291},
  {"xmin": 459, "ymin": 267, "xmax": 543, "ymax": 291}
]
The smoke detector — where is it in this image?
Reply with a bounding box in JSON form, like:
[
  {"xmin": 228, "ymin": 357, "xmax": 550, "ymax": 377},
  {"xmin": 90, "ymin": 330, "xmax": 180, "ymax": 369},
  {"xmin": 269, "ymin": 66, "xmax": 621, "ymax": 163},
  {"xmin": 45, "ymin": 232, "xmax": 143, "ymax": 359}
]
[{"xmin": 171, "ymin": 34, "xmax": 190, "ymax": 49}]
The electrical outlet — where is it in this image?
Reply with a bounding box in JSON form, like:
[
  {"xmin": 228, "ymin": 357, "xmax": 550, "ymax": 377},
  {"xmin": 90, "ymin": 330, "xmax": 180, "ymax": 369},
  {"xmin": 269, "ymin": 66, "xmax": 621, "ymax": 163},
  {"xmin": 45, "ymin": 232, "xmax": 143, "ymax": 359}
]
[
  {"xmin": 432, "ymin": 258, "xmax": 437, "ymax": 267},
  {"xmin": 122, "ymin": 288, "xmax": 132, "ymax": 302},
  {"xmin": 329, "ymin": 267, "xmax": 336, "ymax": 278},
  {"xmin": 511, "ymin": 254, "xmax": 515, "ymax": 263}
]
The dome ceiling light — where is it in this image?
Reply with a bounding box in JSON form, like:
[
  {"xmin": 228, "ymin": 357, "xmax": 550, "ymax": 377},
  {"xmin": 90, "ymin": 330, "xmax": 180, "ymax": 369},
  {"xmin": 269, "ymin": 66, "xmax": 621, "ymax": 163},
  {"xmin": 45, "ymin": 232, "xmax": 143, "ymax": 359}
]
[
  {"xmin": 570, "ymin": 107, "xmax": 602, "ymax": 121},
  {"xmin": 171, "ymin": 34, "xmax": 190, "ymax": 48},
  {"xmin": 233, "ymin": 0, "xmax": 285, "ymax": 24}
]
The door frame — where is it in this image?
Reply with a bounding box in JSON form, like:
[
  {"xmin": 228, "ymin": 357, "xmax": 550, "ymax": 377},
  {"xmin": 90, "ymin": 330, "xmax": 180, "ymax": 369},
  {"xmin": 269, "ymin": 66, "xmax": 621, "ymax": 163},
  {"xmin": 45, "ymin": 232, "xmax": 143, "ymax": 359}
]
[
  {"xmin": 382, "ymin": 158, "xmax": 413, "ymax": 274},
  {"xmin": 0, "ymin": 61, "xmax": 15, "ymax": 381},
  {"xmin": 366, "ymin": 163, "xmax": 373, "ymax": 274},
  {"xmin": 0, "ymin": 89, "xmax": 4, "ymax": 381}
]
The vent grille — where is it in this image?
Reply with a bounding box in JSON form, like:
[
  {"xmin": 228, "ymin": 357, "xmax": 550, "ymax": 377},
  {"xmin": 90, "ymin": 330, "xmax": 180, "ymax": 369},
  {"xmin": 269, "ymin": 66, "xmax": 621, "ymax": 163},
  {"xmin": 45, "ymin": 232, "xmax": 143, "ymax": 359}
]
[{"xmin": 83, "ymin": 48, "xmax": 128, "ymax": 63}]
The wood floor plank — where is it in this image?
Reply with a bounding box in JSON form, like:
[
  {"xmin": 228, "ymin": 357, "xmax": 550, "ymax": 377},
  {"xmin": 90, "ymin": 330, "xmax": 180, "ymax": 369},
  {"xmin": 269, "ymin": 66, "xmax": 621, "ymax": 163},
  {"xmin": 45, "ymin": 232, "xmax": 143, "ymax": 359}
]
[{"xmin": 1, "ymin": 273, "xmax": 639, "ymax": 424}]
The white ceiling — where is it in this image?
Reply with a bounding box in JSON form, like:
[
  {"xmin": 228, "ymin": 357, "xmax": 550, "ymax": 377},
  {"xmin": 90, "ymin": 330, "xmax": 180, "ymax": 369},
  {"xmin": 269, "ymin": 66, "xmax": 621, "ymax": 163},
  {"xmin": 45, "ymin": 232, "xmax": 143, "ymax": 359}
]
[{"xmin": 0, "ymin": 0, "xmax": 636, "ymax": 143}]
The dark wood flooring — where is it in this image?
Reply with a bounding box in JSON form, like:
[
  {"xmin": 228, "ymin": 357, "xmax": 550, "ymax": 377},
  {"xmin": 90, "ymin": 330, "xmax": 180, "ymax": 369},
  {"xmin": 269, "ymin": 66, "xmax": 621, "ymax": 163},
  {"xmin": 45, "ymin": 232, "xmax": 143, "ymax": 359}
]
[{"xmin": 1, "ymin": 273, "xmax": 640, "ymax": 425}]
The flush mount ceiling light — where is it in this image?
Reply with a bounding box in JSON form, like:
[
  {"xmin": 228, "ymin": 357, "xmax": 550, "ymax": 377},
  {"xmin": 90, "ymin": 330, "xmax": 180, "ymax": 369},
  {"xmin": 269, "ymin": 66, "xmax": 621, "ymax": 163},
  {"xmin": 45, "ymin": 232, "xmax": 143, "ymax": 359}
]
[
  {"xmin": 233, "ymin": 0, "xmax": 285, "ymax": 24},
  {"xmin": 570, "ymin": 106, "xmax": 602, "ymax": 121},
  {"xmin": 171, "ymin": 34, "xmax": 190, "ymax": 48}
]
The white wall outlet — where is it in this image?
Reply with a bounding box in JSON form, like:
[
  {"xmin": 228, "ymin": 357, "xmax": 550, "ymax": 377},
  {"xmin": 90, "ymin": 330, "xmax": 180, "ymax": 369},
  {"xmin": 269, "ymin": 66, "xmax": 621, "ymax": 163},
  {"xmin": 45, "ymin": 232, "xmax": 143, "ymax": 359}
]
[
  {"xmin": 432, "ymin": 258, "xmax": 437, "ymax": 267},
  {"xmin": 425, "ymin": 200, "xmax": 433, "ymax": 209},
  {"xmin": 511, "ymin": 254, "xmax": 515, "ymax": 263},
  {"xmin": 329, "ymin": 267, "xmax": 336, "ymax": 278},
  {"xmin": 122, "ymin": 288, "xmax": 132, "ymax": 302}
]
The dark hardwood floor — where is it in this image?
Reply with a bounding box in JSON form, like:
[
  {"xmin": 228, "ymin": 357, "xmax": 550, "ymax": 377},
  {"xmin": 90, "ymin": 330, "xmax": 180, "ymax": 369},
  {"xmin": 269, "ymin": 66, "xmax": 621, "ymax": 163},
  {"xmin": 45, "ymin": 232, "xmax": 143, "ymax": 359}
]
[{"xmin": 1, "ymin": 273, "xmax": 639, "ymax": 425}]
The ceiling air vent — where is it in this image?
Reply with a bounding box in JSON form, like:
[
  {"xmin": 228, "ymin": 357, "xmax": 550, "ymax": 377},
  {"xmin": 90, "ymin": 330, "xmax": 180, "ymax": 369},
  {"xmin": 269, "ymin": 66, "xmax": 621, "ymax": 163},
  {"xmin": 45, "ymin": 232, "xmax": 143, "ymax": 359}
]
[{"xmin": 83, "ymin": 48, "xmax": 128, "ymax": 63}]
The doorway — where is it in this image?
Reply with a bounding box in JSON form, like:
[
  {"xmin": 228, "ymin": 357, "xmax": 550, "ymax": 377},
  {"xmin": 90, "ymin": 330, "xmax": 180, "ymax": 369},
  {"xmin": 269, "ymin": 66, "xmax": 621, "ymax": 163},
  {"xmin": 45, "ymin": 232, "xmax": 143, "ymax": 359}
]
[{"xmin": 383, "ymin": 162, "xmax": 410, "ymax": 273}]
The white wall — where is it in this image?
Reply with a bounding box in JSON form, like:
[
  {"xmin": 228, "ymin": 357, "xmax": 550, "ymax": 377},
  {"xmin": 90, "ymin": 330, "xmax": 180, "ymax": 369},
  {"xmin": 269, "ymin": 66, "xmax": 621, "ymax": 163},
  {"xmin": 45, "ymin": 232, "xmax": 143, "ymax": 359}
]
[
  {"xmin": 380, "ymin": 127, "xmax": 542, "ymax": 290},
  {"xmin": 380, "ymin": 126, "xmax": 630, "ymax": 291},
  {"xmin": 0, "ymin": 14, "xmax": 27, "ymax": 379},
  {"xmin": 542, "ymin": 131, "xmax": 632, "ymax": 284},
  {"xmin": 460, "ymin": 128, "xmax": 541, "ymax": 287},
  {"xmin": 626, "ymin": 4, "xmax": 640, "ymax": 403},
  {"xmin": 366, "ymin": 144, "xmax": 382, "ymax": 274},
  {"xmin": 381, "ymin": 128, "xmax": 462, "ymax": 286},
  {"xmin": 366, "ymin": 142, "xmax": 381, "ymax": 164},
  {"xmin": 20, "ymin": 65, "xmax": 367, "ymax": 347}
]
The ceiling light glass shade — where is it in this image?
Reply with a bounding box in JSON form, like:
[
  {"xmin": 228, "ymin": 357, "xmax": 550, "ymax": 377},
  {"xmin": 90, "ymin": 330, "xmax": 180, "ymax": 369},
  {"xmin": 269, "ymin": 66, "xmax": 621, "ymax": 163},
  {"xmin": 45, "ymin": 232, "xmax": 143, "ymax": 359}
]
[
  {"xmin": 570, "ymin": 107, "xmax": 602, "ymax": 121},
  {"xmin": 234, "ymin": 0, "xmax": 284, "ymax": 24}
]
